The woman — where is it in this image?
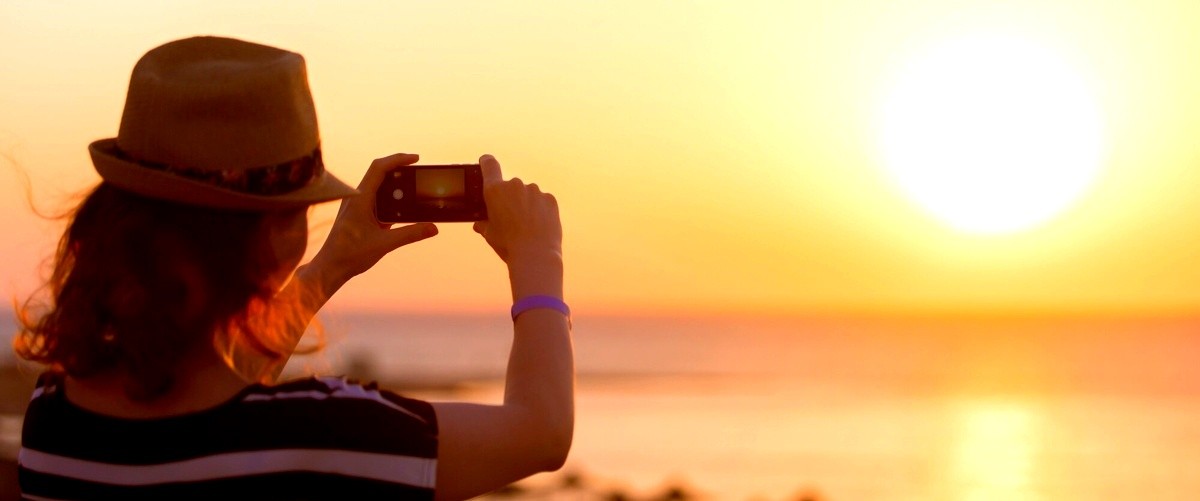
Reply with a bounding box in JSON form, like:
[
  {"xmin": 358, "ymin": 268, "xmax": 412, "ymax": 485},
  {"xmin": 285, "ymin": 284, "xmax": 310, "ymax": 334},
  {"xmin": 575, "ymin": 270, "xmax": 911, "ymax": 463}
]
[{"xmin": 14, "ymin": 36, "xmax": 573, "ymax": 500}]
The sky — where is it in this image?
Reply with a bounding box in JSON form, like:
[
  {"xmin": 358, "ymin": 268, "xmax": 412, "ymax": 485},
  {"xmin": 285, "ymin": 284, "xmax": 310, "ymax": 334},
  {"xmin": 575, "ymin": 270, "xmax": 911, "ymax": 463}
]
[{"xmin": 2, "ymin": 1, "xmax": 1200, "ymax": 317}]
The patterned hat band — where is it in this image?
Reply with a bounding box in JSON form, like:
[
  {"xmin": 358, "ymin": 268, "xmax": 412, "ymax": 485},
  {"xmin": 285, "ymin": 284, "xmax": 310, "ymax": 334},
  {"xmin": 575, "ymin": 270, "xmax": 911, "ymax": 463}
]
[{"xmin": 113, "ymin": 148, "xmax": 325, "ymax": 197}]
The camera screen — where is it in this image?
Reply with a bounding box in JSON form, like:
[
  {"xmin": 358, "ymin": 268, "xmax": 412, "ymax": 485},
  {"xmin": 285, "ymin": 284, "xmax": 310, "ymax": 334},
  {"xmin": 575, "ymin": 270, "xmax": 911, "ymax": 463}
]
[{"xmin": 415, "ymin": 169, "xmax": 465, "ymax": 200}]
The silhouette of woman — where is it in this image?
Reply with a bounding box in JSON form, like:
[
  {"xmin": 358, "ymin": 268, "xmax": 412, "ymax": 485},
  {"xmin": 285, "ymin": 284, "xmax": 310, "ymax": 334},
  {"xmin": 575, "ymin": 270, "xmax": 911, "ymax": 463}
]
[{"xmin": 14, "ymin": 36, "xmax": 572, "ymax": 500}]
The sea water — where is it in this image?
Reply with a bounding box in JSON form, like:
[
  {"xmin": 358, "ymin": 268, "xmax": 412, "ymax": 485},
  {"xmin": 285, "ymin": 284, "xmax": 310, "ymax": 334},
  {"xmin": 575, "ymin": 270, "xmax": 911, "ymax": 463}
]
[{"xmin": 4, "ymin": 312, "xmax": 1200, "ymax": 499}]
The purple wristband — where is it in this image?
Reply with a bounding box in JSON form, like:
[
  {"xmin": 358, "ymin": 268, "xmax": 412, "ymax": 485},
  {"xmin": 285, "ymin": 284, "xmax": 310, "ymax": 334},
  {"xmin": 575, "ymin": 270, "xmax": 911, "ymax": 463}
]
[{"xmin": 511, "ymin": 295, "xmax": 570, "ymax": 320}]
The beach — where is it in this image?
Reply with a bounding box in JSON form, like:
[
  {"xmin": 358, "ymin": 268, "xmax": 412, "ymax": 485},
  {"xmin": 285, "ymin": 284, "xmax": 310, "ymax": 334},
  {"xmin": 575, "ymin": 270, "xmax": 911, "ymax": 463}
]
[{"xmin": 3, "ymin": 312, "xmax": 1200, "ymax": 499}]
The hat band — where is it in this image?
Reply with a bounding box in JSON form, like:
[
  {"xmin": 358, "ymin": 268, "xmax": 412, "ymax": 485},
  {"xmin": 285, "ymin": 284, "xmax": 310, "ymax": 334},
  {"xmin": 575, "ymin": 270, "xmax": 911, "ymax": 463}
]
[{"xmin": 114, "ymin": 147, "xmax": 325, "ymax": 196}]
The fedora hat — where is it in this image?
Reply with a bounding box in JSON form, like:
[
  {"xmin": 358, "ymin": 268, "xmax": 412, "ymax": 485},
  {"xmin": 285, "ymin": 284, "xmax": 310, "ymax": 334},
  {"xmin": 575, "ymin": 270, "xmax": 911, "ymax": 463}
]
[{"xmin": 89, "ymin": 36, "xmax": 357, "ymax": 210}]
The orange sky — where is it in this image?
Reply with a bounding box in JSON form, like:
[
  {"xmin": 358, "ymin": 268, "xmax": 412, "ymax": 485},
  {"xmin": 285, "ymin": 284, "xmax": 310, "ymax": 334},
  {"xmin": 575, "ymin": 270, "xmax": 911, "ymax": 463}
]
[{"xmin": 3, "ymin": 1, "xmax": 1200, "ymax": 317}]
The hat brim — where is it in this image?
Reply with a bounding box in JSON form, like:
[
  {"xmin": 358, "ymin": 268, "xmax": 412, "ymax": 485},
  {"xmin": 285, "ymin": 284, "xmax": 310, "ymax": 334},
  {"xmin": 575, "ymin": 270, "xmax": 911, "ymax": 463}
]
[{"xmin": 90, "ymin": 138, "xmax": 359, "ymax": 211}]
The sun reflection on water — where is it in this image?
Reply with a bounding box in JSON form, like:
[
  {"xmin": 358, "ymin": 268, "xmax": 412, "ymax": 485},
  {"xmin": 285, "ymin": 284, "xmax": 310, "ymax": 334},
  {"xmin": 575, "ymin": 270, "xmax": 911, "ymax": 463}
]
[{"xmin": 950, "ymin": 400, "xmax": 1044, "ymax": 501}]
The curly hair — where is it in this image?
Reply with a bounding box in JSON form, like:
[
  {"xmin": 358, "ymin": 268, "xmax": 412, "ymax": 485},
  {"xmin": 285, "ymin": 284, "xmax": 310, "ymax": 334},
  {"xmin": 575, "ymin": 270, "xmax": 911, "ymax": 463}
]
[{"xmin": 14, "ymin": 183, "xmax": 316, "ymax": 401}]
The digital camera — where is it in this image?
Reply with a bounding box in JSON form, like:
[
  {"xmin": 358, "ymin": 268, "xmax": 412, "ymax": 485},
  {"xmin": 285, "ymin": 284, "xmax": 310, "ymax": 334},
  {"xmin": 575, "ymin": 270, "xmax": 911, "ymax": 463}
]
[{"xmin": 375, "ymin": 164, "xmax": 487, "ymax": 223}]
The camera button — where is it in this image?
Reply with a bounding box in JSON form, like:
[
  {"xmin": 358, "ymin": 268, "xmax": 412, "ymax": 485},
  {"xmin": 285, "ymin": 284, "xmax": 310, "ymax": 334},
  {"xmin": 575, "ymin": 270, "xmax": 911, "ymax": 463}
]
[{"xmin": 392, "ymin": 189, "xmax": 404, "ymax": 200}]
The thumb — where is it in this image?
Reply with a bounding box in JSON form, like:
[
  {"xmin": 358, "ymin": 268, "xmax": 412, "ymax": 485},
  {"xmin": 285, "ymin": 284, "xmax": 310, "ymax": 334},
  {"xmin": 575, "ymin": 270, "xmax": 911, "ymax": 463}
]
[
  {"xmin": 382, "ymin": 223, "xmax": 438, "ymax": 250},
  {"xmin": 480, "ymin": 154, "xmax": 503, "ymax": 186}
]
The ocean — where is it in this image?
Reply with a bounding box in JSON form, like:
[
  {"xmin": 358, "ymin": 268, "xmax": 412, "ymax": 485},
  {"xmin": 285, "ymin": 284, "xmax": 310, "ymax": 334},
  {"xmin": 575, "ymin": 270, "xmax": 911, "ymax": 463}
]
[{"xmin": 4, "ymin": 312, "xmax": 1200, "ymax": 499}]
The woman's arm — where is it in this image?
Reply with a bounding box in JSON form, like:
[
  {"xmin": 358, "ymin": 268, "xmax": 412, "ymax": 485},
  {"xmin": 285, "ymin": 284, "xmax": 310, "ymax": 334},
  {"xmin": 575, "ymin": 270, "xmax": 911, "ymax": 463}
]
[{"xmin": 431, "ymin": 155, "xmax": 574, "ymax": 500}]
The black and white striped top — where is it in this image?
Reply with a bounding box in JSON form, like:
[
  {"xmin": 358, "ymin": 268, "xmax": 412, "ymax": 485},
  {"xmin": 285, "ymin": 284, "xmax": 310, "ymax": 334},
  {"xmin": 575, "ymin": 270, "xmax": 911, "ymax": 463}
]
[{"xmin": 18, "ymin": 373, "xmax": 439, "ymax": 500}]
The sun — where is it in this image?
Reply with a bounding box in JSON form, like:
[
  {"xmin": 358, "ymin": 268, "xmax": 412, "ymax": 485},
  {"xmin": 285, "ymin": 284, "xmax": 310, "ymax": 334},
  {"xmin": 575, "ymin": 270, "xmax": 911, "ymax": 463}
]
[{"xmin": 877, "ymin": 34, "xmax": 1104, "ymax": 235}]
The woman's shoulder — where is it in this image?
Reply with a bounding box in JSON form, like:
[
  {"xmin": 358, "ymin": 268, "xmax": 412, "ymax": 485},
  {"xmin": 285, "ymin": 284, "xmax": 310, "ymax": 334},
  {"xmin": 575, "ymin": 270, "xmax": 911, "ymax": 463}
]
[
  {"xmin": 243, "ymin": 375, "xmax": 439, "ymax": 430},
  {"xmin": 27, "ymin": 372, "xmax": 436, "ymax": 432},
  {"xmin": 23, "ymin": 373, "xmax": 438, "ymax": 465}
]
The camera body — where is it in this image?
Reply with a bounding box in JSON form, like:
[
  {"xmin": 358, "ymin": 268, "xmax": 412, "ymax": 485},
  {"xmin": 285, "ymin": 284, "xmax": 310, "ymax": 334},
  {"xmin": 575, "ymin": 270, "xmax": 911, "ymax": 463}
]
[{"xmin": 375, "ymin": 164, "xmax": 487, "ymax": 223}]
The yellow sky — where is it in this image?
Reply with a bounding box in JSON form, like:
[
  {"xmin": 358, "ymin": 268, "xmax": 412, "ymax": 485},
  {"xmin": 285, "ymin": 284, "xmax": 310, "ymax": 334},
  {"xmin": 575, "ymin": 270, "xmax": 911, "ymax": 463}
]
[{"xmin": 2, "ymin": 1, "xmax": 1200, "ymax": 316}]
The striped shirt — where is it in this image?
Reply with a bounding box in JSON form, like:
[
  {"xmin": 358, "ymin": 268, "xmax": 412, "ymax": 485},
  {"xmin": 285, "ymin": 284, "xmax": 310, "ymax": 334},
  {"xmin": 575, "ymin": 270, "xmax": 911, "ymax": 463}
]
[{"xmin": 18, "ymin": 374, "xmax": 438, "ymax": 500}]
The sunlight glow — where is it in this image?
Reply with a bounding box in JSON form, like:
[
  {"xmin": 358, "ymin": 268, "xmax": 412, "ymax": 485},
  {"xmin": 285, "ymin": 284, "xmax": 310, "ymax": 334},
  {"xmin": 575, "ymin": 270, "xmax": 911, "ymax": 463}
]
[
  {"xmin": 878, "ymin": 34, "xmax": 1104, "ymax": 235},
  {"xmin": 951, "ymin": 401, "xmax": 1042, "ymax": 501}
]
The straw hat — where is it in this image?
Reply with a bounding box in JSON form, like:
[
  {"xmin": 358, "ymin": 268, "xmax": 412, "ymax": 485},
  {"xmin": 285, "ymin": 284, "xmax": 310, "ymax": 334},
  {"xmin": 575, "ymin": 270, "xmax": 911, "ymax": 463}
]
[{"xmin": 89, "ymin": 36, "xmax": 357, "ymax": 210}]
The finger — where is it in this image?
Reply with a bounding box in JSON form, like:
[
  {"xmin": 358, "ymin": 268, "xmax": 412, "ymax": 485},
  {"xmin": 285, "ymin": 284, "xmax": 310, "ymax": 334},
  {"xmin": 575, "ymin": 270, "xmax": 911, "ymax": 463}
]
[
  {"xmin": 350, "ymin": 153, "xmax": 419, "ymax": 220},
  {"xmin": 383, "ymin": 223, "xmax": 438, "ymax": 250},
  {"xmin": 479, "ymin": 154, "xmax": 503, "ymax": 186},
  {"xmin": 359, "ymin": 153, "xmax": 420, "ymax": 192}
]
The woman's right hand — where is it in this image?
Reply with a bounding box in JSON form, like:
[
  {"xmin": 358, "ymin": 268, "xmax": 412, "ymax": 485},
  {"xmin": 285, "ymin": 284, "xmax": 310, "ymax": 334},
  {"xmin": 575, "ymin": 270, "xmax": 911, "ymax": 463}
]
[
  {"xmin": 471, "ymin": 155, "xmax": 563, "ymax": 300},
  {"xmin": 472, "ymin": 154, "xmax": 562, "ymax": 266}
]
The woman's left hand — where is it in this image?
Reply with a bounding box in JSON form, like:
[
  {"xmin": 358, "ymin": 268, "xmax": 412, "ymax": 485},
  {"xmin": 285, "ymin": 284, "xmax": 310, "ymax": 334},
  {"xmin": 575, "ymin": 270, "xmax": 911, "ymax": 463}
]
[{"xmin": 305, "ymin": 153, "xmax": 438, "ymax": 296}]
